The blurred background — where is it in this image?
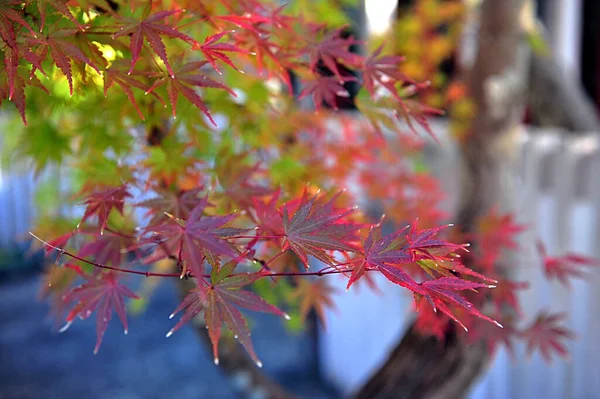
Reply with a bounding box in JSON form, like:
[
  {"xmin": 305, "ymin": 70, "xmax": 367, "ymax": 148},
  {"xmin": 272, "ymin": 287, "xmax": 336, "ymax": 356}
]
[{"xmin": 1, "ymin": 0, "xmax": 600, "ymax": 398}]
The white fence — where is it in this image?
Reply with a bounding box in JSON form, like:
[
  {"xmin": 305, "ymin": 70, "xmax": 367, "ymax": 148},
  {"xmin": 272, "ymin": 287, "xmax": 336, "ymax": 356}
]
[{"xmin": 318, "ymin": 126, "xmax": 600, "ymax": 398}]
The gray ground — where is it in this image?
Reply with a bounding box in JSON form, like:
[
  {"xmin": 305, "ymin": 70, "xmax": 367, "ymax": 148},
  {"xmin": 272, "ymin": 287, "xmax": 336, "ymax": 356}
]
[{"xmin": 0, "ymin": 275, "xmax": 338, "ymax": 399}]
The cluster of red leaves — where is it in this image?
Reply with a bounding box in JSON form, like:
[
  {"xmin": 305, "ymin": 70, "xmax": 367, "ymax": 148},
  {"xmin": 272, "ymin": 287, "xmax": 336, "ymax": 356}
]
[
  {"xmin": 9, "ymin": 0, "xmax": 592, "ymax": 369},
  {"xmin": 413, "ymin": 207, "xmax": 589, "ymax": 363},
  {"xmin": 1, "ymin": 0, "xmax": 437, "ymax": 137},
  {"xmin": 536, "ymin": 241, "xmax": 599, "ymax": 287},
  {"xmin": 39, "ymin": 184, "xmax": 506, "ymax": 362}
]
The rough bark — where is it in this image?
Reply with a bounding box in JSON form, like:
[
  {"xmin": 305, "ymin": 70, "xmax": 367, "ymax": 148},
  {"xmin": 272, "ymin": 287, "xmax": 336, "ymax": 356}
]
[
  {"xmin": 353, "ymin": 324, "xmax": 487, "ymax": 399},
  {"xmin": 354, "ymin": 1, "xmax": 528, "ymax": 398}
]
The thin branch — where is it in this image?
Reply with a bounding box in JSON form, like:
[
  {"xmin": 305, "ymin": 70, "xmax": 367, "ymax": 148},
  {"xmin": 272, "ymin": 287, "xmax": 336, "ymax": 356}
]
[{"xmin": 30, "ymin": 231, "xmax": 364, "ymax": 280}]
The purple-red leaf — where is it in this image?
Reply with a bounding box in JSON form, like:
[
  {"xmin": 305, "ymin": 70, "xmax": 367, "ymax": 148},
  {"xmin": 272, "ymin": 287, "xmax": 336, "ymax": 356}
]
[
  {"xmin": 167, "ymin": 266, "xmax": 285, "ymax": 367},
  {"xmin": 61, "ymin": 271, "xmax": 139, "ymax": 354},
  {"xmin": 78, "ymin": 185, "xmax": 131, "ymax": 234},
  {"xmin": 142, "ymin": 196, "xmax": 241, "ymax": 276},
  {"xmin": 196, "ymin": 30, "xmax": 251, "ymax": 73},
  {"xmin": 282, "ymin": 189, "xmax": 361, "ymax": 267},
  {"xmin": 537, "ymin": 241, "xmax": 599, "ymax": 288},
  {"xmin": 113, "ymin": 9, "xmax": 196, "ymax": 77},
  {"xmin": 145, "ymin": 60, "xmax": 235, "ymax": 125},
  {"xmin": 523, "ymin": 312, "xmax": 575, "ymax": 363},
  {"xmin": 420, "ymin": 277, "xmax": 501, "ymax": 331}
]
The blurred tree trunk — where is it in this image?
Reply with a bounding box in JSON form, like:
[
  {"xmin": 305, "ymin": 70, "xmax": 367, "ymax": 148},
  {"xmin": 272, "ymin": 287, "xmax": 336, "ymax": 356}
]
[
  {"xmin": 353, "ymin": 0, "xmax": 528, "ymax": 398},
  {"xmin": 528, "ymin": 32, "xmax": 600, "ymax": 132},
  {"xmin": 171, "ymin": 1, "xmax": 541, "ymax": 398}
]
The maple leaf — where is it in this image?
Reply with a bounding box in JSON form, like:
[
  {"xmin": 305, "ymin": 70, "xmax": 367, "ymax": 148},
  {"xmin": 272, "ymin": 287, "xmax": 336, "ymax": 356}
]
[
  {"xmin": 36, "ymin": 0, "xmax": 85, "ymax": 32},
  {"xmin": 491, "ymin": 279, "xmax": 529, "ymax": 318},
  {"xmin": 137, "ymin": 186, "xmax": 204, "ymax": 227},
  {"xmin": 348, "ymin": 221, "xmax": 469, "ymax": 291},
  {"xmin": 477, "ymin": 208, "xmax": 527, "ymax": 268},
  {"xmin": 282, "ymin": 189, "xmax": 361, "ymax": 267},
  {"xmin": 307, "ymin": 27, "xmax": 362, "ymax": 83},
  {"xmin": 212, "ymin": 13, "xmax": 271, "ymax": 32},
  {"xmin": 352, "ymin": 224, "xmax": 421, "ymax": 292},
  {"xmin": 0, "ymin": 67, "xmax": 47, "ymax": 124},
  {"xmin": 3, "ymin": 36, "xmax": 47, "ymax": 100},
  {"xmin": 28, "ymin": 29, "xmax": 100, "ymax": 95},
  {"xmin": 523, "ymin": 312, "xmax": 575, "ymax": 363},
  {"xmin": 195, "ymin": 30, "xmax": 251, "ymax": 74},
  {"xmin": 167, "ymin": 265, "xmax": 287, "ymax": 367},
  {"xmin": 536, "ymin": 241, "xmax": 599, "ymax": 288},
  {"xmin": 77, "ymin": 185, "xmax": 131, "ymax": 234},
  {"xmin": 249, "ymin": 189, "xmax": 284, "ymax": 236},
  {"xmin": 469, "ymin": 317, "xmax": 518, "ymax": 357},
  {"xmin": 231, "ymin": 28, "xmax": 295, "ymax": 93},
  {"xmin": 0, "ymin": 1, "xmax": 37, "ymax": 42},
  {"xmin": 103, "ymin": 60, "xmax": 164, "ymax": 120},
  {"xmin": 142, "ymin": 196, "xmax": 243, "ymax": 276},
  {"xmin": 145, "ymin": 60, "xmax": 236, "ymax": 125},
  {"xmin": 112, "ymin": 9, "xmax": 196, "ymax": 77},
  {"xmin": 418, "ymin": 277, "xmax": 501, "ymax": 332},
  {"xmin": 290, "ymin": 279, "xmax": 337, "ymax": 327},
  {"xmin": 213, "ymin": 151, "xmax": 271, "ymax": 209},
  {"xmin": 360, "ymin": 45, "xmax": 416, "ymax": 99},
  {"xmin": 60, "ymin": 271, "xmax": 139, "ymax": 354},
  {"xmin": 298, "ymin": 74, "xmax": 356, "ymax": 110},
  {"xmin": 78, "ymin": 231, "xmax": 134, "ymax": 267}
]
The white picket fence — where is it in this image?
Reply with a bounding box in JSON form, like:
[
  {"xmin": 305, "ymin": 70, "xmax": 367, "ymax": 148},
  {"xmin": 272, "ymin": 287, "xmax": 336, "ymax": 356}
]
[{"xmin": 318, "ymin": 125, "xmax": 600, "ymax": 398}]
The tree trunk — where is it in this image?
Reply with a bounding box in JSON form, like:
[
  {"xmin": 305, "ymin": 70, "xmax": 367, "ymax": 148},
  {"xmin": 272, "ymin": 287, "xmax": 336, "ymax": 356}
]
[
  {"xmin": 354, "ymin": 1, "xmax": 528, "ymax": 398},
  {"xmin": 528, "ymin": 32, "xmax": 600, "ymax": 132}
]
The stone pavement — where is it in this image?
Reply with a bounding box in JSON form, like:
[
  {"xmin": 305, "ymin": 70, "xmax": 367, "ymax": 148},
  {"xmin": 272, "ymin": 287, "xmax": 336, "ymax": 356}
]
[{"xmin": 0, "ymin": 275, "xmax": 339, "ymax": 399}]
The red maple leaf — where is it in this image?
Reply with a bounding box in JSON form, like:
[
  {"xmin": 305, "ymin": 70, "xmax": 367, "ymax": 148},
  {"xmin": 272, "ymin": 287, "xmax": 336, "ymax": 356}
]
[
  {"xmin": 475, "ymin": 208, "xmax": 527, "ymax": 269},
  {"xmin": 0, "ymin": 68, "xmax": 47, "ymax": 124},
  {"xmin": 212, "ymin": 13, "xmax": 271, "ymax": 32},
  {"xmin": 360, "ymin": 44, "xmax": 415, "ymax": 99},
  {"xmin": 537, "ymin": 241, "xmax": 599, "ymax": 288},
  {"xmin": 60, "ymin": 271, "xmax": 139, "ymax": 354},
  {"xmin": 350, "ymin": 224, "xmax": 421, "ymax": 292},
  {"xmin": 195, "ymin": 30, "xmax": 251, "ymax": 73},
  {"xmin": 142, "ymin": 196, "xmax": 244, "ymax": 276},
  {"xmin": 28, "ymin": 29, "xmax": 100, "ymax": 95},
  {"xmin": 249, "ymin": 189, "xmax": 284, "ymax": 237},
  {"xmin": 145, "ymin": 60, "xmax": 235, "ymax": 125},
  {"xmin": 137, "ymin": 186, "xmax": 205, "ymax": 226},
  {"xmin": 103, "ymin": 60, "xmax": 165, "ymax": 120},
  {"xmin": 347, "ymin": 221, "xmax": 470, "ymax": 291},
  {"xmin": 0, "ymin": 1, "xmax": 37, "ymax": 42},
  {"xmin": 231, "ymin": 28, "xmax": 296, "ymax": 93},
  {"xmin": 418, "ymin": 277, "xmax": 502, "ymax": 332},
  {"xmin": 282, "ymin": 189, "xmax": 361, "ymax": 267},
  {"xmin": 112, "ymin": 9, "xmax": 196, "ymax": 77},
  {"xmin": 290, "ymin": 278, "xmax": 337, "ymax": 328},
  {"xmin": 78, "ymin": 185, "xmax": 132, "ymax": 234},
  {"xmin": 307, "ymin": 27, "xmax": 362, "ymax": 83},
  {"xmin": 36, "ymin": 0, "xmax": 85, "ymax": 32},
  {"xmin": 523, "ymin": 312, "xmax": 575, "ymax": 363},
  {"xmin": 78, "ymin": 231, "xmax": 134, "ymax": 267},
  {"xmin": 491, "ymin": 279, "xmax": 529, "ymax": 318},
  {"xmin": 167, "ymin": 262, "xmax": 286, "ymax": 367},
  {"xmin": 298, "ymin": 74, "xmax": 356, "ymax": 110}
]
